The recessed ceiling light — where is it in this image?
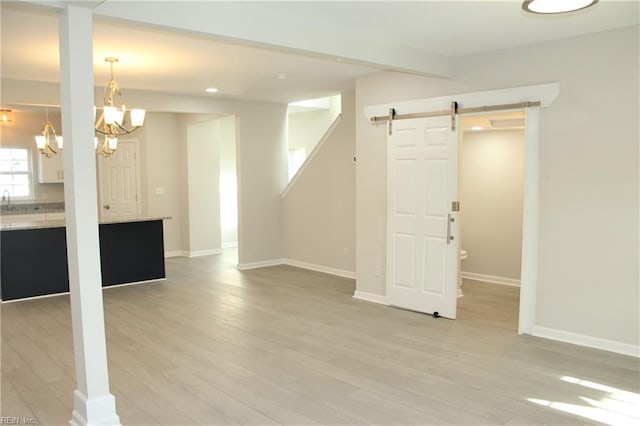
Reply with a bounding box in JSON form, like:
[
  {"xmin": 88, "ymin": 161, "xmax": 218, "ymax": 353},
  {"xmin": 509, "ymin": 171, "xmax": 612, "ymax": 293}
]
[
  {"xmin": 205, "ymin": 87, "xmax": 218, "ymax": 93},
  {"xmin": 276, "ymin": 73, "xmax": 288, "ymax": 80},
  {"xmin": 522, "ymin": 0, "xmax": 598, "ymax": 14},
  {"xmin": 335, "ymin": 58, "xmax": 342, "ymax": 62},
  {"xmin": 471, "ymin": 126, "xmax": 483, "ymax": 131}
]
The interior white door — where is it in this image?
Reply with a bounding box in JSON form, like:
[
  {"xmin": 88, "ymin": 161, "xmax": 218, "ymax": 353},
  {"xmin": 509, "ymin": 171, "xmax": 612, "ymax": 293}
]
[
  {"xmin": 98, "ymin": 140, "xmax": 140, "ymax": 220},
  {"xmin": 386, "ymin": 115, "xmax": 459, "ymax": 318}
]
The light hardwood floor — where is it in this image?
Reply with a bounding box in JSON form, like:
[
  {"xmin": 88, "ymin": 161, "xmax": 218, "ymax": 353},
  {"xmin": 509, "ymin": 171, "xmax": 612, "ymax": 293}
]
[{"xmin": 2, "ymin": 250, "xmax": 639, "ymax": 425}]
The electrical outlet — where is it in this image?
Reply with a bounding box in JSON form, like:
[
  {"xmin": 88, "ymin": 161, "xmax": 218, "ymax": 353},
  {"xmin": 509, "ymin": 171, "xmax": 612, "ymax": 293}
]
[
  {"xmin": 374, "ymin": 264, "xmax": 381, "ymax": 277},
  {"xmin": 342, "ymin": 247, "xmax": 348, "ymax": 257}
]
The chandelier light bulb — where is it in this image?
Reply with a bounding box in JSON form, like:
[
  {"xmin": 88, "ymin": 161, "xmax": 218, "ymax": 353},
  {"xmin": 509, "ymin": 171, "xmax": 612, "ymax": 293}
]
[
  {"xmin": 95, "ymin": 57, "xmax": 145, "ymax": 157},
  {"xmin": 35, "ymin": 135, "xmax": 46, "ymax": 150}
]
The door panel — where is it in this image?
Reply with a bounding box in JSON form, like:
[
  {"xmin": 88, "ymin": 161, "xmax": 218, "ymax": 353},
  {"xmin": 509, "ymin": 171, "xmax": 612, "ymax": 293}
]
[
  {"xmin": 98, "ymin": 140, "xmax": 140, "ymax": 220},
  {"xmin": 386, "ymin": 116, "xmax": 459, "ymax": 318}
]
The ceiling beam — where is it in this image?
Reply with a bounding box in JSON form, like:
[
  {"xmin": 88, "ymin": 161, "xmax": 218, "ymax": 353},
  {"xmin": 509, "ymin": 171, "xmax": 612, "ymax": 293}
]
[{"xmin": 91, "ymin": 1, "xmax": 453, "ymax": 78}]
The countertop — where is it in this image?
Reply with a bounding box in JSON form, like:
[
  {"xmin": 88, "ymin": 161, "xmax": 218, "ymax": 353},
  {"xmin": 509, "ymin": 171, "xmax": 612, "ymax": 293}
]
[
  {"xmin": 1, "ymin": 216, "xmax": 171, "ymax": 231},
  {"xmin": 0, "ymin": 202, "xmax": 65, "ymax": 215}
]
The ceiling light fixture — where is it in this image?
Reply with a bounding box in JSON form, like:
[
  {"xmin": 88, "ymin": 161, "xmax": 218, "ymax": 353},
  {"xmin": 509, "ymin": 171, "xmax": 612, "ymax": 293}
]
[
  {"xmin": 471, "ymin": 126, "xmax": 483, "ymax": 131},
  {"xmin": 206, "ymin": 87, "xmax": 218, "ymax": 93},
  {"xmin": 95, "ymin": 57, "xmax": 145, "ymax": 157},
  {"xmin": 0, "ymin": 109, "xmax": 12, "ymax": 124},
  {"xmin": 522, "ymin": 0, "xmax": 598, "ymax": 14},
  {"xmin": 35, "ymin": 109, "xmax": 63, "ymax": 158}
]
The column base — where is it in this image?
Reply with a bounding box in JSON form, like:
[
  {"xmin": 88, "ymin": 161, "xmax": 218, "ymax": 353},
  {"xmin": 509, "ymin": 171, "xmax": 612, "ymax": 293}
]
[{"xmin": 70, "ymin": 391, "xmax": 120, "ymax": 426}]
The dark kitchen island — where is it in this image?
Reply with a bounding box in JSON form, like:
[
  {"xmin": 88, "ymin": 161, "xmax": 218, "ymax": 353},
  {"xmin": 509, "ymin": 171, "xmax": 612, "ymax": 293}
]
[{"xmin": 0, "ymin": 217, "xmax": 168, "ymax": 301}]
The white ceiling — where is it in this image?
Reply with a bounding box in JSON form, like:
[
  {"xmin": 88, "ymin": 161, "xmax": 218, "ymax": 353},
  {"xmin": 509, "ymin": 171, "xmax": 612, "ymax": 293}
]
[{"xmin": 1, "ymin": 1, "xmax": 638, "ymax": 106}]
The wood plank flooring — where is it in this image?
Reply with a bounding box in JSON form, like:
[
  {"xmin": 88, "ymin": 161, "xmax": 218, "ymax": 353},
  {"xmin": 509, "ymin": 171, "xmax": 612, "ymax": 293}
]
[{"xmin": 2, "ymin": 250, "xmax": 639, "ymax": 425}]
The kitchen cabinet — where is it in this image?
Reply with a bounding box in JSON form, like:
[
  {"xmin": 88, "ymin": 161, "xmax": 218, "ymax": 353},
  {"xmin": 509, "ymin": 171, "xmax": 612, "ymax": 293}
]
[
  {"xmin": 1, "ymin": 218, "xmax": 166, "ymax": 301},
  {"xmin": 38, "ymin": 152, "xmax": 64, "ymax": 183}
]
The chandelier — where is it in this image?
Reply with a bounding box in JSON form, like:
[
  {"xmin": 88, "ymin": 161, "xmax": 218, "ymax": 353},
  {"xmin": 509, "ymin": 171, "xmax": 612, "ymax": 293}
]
[
  {"xmin": 35, "ymin": 109, "xmax": 63, "ymax": 158},
  {"xmin": 0, "ymin": 109, "xmax": 12, "ymax": 124},
  {"xmin": 95, "ymin": 57, "xmax": 145, "ymax": 157}
]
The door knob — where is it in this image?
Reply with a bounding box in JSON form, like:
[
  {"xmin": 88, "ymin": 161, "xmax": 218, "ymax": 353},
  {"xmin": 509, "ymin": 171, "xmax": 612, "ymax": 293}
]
[{"xmin": 103, "ymin": 204, "xmax": 110, "ymax": 210}]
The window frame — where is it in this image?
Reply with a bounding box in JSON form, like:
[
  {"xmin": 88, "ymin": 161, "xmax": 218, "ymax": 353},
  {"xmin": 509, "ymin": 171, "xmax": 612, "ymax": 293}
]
[{"xmin": 0, "ymin": 146, "xmax": 36, "ymax": 201}]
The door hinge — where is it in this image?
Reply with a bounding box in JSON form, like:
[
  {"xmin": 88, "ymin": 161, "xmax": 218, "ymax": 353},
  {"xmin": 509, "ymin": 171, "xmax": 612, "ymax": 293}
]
[
  {"xmin": 452, "ymin": 201, "xmax": 460, "ymax": 212},
  {"xmin": 450, "ymin": 101, "xmax": 458, "ymax": 131},
  {"xmin": 388, "ymin": 108, "xmax": 396, "ymax": 136}
]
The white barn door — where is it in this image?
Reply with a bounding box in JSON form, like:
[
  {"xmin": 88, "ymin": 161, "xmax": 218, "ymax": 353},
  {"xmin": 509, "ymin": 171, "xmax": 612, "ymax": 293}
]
[{"xmin": 386, "ymin": 115, "xmax": 459, "ymax": 318}]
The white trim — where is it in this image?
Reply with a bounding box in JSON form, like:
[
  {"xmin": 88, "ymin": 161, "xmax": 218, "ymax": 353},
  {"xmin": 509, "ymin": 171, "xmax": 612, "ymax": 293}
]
[
  {"xmin": 164, "ymin": 250, "xmax": 187, "ymax": 258},
  {"xmin": 531, "ymin": 326, "xmax": 639, "ymax": 358},
  {"xmin": 237, "ymin": 258, "xmax": 284, "ymax": 270},
  {"xmin": 461, "ymin": 272, "xmax": 520, "ymax": 287},
  {"xmin": 222, "ymin": 242, "xmax": 238, "ymax": 248},
  {"xmin": 282, "ymin": 113, "xmax": 342, "ymax": 198},
  {"xmin": 353, "ymin": 291, "xmax": 387, "ymax": 305},
  {"xmin": 187, "ymin": 249, "xmax": 223, "ymax": 258},
  {"xmin": 364, "ymin": 83, "xmax": 558, "ymax": 335},
  {"xmin": 518, "ymin": 106, "xmax": 540, "ymax": 335},
  {"xmin": 283, "ymin": 258, "xmax": 355, "ymax": 279}
]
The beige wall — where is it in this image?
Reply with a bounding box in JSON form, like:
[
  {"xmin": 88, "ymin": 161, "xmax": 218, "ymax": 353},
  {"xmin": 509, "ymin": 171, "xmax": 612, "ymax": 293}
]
[
  {"xmin": 0, "ymin": 109, "xmax": 65, "ymax": 203},
  {"xmin": 137, "ymin": 112, "xmax": 183, "ymax": 255},
  {"xmin": 3, "ymin": 80, "xmax": 288, "ymax": 266},
  {"xmin": 461, "ymin": 129, "xmax": 524, "ymax": 281},
  {"xmin": 356, "ymin": 26, "xmax": 639, "ymax": 347},
  {"xmin": 187, "ymin": 119, "xmax": 221, "ymax": 254},
  {"xmin": 283, "ymin": 91, "xmax": 356, "ymax": 274}
]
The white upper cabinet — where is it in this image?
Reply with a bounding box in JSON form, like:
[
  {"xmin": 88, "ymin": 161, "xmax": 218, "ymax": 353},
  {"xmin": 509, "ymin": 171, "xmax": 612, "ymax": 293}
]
[{"xmin": 38, "ymin": 152, "xmax": 64, "ymax": 183}]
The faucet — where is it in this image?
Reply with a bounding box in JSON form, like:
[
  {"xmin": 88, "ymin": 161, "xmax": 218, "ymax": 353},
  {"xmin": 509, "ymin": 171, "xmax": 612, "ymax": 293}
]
[{"xmin": 1, "ymin": 189, "xmax": 10, "ymax": 207}]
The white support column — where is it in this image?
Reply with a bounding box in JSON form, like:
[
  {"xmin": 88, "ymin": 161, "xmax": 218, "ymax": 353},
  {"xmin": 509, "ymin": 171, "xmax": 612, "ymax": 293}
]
[{"xmin": 58, "ymin": 4, "xmax": 120, "ymax": 426}]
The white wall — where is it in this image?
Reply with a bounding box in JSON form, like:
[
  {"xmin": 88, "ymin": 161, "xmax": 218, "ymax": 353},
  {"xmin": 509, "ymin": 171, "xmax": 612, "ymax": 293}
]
[
  {"xmin": 461, "ymin": 129, "xmax": 524, "ymax": 281},
  {"xmin": 283, "ymin": 92, "xmax": 355, "ymax": 275},
  {"xmin": 355, "ymin": 26, "xmax": 639, "ymax": 348}
]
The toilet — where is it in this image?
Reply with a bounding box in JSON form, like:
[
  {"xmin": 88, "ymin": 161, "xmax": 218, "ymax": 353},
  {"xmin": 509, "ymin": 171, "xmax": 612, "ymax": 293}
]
[{"xmin": 458, "ymin": 249, "xmax": 467, "ymax": 297}]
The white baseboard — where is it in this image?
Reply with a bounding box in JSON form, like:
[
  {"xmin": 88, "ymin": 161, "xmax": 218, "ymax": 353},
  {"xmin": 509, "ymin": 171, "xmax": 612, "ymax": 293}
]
[
  {"xmin": 187, "ymin": 249, "xmax": 223, "ymax": 258},
  {"xmin": 283, "ymin": 258, "xmax": 355, "ymax": 279},
  {"xmin": 164, "ymin": 250, "xmax": 187, "ymax": 258},
  {"xmin": 222, "ymin": 242, "xmax": 238, "ymax": 248},
  {"xmin": 531, "ymin": 325, "xmax": 639, "ymax": 358},
  {"xmin": 462, "ymin": 271, "xmax": 520, "ymax": 287},
  {"xmin": 237, "ymin": 259, "xmax": 285, "ymax": 270},
  {"xmin": 353, "ymin": 290, "xmax": 387, "ymax": 305}
]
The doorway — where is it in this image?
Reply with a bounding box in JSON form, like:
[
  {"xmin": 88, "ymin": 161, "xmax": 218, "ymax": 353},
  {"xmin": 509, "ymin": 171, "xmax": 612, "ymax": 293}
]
[
  {"xmin": 457, "ymin": 111, "xmax": 525, "ymax": 327},
  {"xmin": 185, "ymin": 116, "xmax": 238, "ymax": 258}
]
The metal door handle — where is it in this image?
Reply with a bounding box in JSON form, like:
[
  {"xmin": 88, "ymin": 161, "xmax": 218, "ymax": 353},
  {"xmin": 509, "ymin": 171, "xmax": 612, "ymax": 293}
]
[
  {"xmin": 103, "ymin": 204, "xmax": 110, "ymax": 210},
  {"xmin": 447, "ymin": 213, "xmax": 454, "ymax": 244}
]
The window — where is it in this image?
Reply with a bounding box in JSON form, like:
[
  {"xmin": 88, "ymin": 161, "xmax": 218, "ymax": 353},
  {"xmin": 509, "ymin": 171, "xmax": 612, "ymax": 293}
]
[
  {"xmin": 288, "ymin": 148, "xmax": 306, "ymax": 181},
  {"xmin": 0, "ymin": 147, "xmax": 33, "ymax": 199}
]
